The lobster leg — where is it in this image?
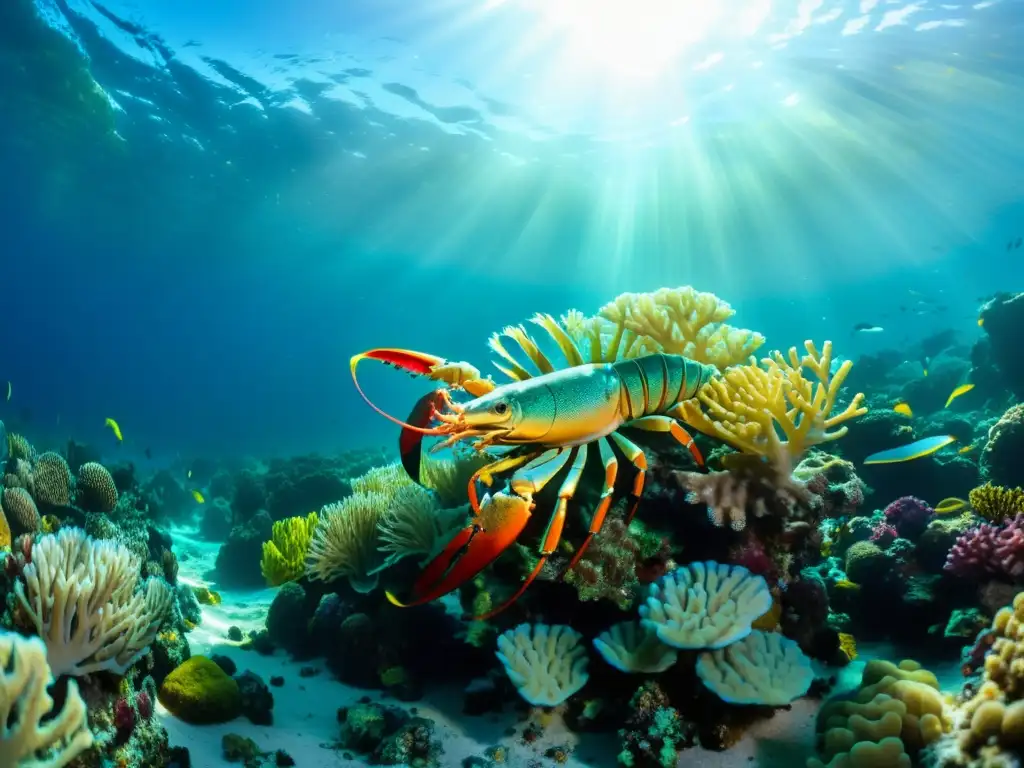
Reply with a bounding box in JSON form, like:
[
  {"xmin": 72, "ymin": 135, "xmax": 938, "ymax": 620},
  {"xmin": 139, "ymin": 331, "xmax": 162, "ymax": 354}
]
[
  {"xmin": 609, "ymin": 431, "xmax": 649, "ymax": 525},
  {"xmin": 563, "ymin": 438, "xmax": 619, "ymax": 574},
  {"xmin": 630, "ymin": 411, "xmax": 704, "ymax": 473},
  {"xmin": 476, "ymin": 445, "xmax": 590, "ymax": 620},
  {"xmin": 466, "ymin": 452, "xmax": 535, "ymax": 516},
  {"xmin": 386, "ymin": 448, "xmax": 571, "ymax": 610}
]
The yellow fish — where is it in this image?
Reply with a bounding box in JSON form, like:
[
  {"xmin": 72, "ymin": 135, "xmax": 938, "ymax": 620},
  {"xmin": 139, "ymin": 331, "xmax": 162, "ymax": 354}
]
[
  {"xmin": 893, "ymin": 402, "xmax": 913, "ymax": 418},
  {"xmin": 935, "ymin": 497, "xmax": 968, "ymax": 515},
  {"xmin": 191, "ymin": 490, "xmax": 205, "ymax": 504},
  {"xmin": 945, "ymin": 383, "xmax": 975, "ymax": 408},
  {"xmin": 958, "ymin": 445, "xmax": 975, "ymax": 455},
  {"xmin": 978, "ymin": 316, "xmax": 985, "ymax": 327},
  {"xmin": 834, "ymin": 579, "xmax": 861, "ymax": 591},
  {"xmin": 104, "ymin": 417, "xmax": 123, "ymax": 442}
]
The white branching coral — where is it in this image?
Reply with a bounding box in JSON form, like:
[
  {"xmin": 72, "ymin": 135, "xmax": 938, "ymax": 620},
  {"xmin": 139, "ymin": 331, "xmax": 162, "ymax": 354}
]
[
  {"xmin": 696, "ymin": 630, "xmax": 814, "ymax": 706},
  {"xmin": 0, "ymin": 631, "xmax": 93, "ymax": 768},
  {"xmin": 14, "ymin": 528, "xmax": 173, "ymax": 677},
  {"xmin": 496, "ymin": 623, "xmax": 589, "ymax": 707},
  {"xmin": 639, "ymin": 561, "xmax": 772, "ymax": 650}
]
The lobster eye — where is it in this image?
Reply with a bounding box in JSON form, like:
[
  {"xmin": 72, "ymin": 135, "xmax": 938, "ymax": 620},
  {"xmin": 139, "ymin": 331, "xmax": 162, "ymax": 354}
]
[{"xmin": 493, "ymin": 402, "xmax": 509, "ymax": 415}]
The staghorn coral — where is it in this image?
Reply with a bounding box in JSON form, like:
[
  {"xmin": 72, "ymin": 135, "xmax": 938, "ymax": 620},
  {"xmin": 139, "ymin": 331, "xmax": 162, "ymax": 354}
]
[
  {"xmin": 2, "ymin": 486, "xmax": 41, "ymax": 537},
  {"xmin": 260, "ymin": 511, "xmax": 319, "ymax": 587},
  {"xmin": 495, "ymin": 623, "xmax": 589, "ymax": 706},
  {"xmin": 487, "ymin": 286, "xmax": 763, "ymax": 381},
  {"xmin": 969, "ymin": 482, "xmax": 1024, "ymax": 524},
  {"xmin": 639, "ymin": 561, "xmax": 772, "ymax": 650},
  {"xmin": 305, "ymin": 493, "xmax": 386, "ymax": 592},
  {"xmin": 945, "ymin": 513, "xmax": 1024, "ymax": 580},
  {"xmin": 678, "ymin": 340, "xmax": 867, "ymax": 464},
  {"xmin": 0, "ymin": 631, "xmax": 93, "ymax": 767},
  {"xmin": 76, "ymin": 461, "xmax": 118, "ymax": 513},
  {"xmin": 32, "ymin": 451, "xmax": 72, "ymax": 507}
]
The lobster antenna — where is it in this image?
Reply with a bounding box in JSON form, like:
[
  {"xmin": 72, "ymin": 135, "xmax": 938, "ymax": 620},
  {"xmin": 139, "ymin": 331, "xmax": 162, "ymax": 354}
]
[{"xmin": 350, "ymin": 353, "xmax": 445, "ymax": 435}]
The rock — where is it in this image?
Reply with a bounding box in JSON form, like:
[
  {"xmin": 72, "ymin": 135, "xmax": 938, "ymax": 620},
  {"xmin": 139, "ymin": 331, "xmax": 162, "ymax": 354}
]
[
  {"xmin": 227, "ymin": 626, "xmax": 244, "ymax": 641},
  {"xmin": 215, "ymin": 510, "xmax": 273, "ymax": 588},
  {"xmin": 463, "ymin": 675, "xmax": 505, "ymax": 716},
  {"xmin": 200, "ymin": 497, "xmax": 233, "ymax": 541},
  {"xmin": 210, "ymin": 654, "xmax": 237, "ymax": 676},
  {"xmin": 236, "ymin": 670, "xmax": 274, "ymax": 726},
  {"xmin": 270, "ymin": 676, "xmax": 284, "ymax": 687},
  {"xmin": 266, "ymin": 581, "xmax": 314, "ymax": 657},
  {"xmin": 222, "ymin": 733, "xmax": 265, "ymax": 766}
]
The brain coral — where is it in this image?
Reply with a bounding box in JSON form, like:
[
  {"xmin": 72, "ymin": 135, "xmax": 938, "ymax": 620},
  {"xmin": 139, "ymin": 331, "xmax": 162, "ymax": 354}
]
[
  {"xmin": 33, "ymin": 452, "xmax": 72, "ymax": 507},
  {"xmin": 75, "ymin": 462, "xmax": 118, "ymax": 513},
  {"xmin": 1, "ymin": 487, "xmax": 41, "ymax": 537}
]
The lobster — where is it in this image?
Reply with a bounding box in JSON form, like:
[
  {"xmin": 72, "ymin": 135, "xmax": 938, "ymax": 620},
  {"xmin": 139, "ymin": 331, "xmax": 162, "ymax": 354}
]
[{"xmin": 350, "ymin": 347, "xmax": 717, "ymax": 618}]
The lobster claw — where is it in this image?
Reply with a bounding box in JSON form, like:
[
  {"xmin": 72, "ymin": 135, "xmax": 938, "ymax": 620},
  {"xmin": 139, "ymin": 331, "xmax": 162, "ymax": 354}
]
[
  {"xmin": 386, "ymin": 491, "xmax": 532, "ymax": 608},
  {"xmin": 399, "ymin": 388, "xmax": 450, "ymax": 486}
]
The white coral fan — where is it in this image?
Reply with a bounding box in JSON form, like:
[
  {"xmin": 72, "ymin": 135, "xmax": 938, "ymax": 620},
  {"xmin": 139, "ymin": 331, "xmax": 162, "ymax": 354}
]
[
  {"xmin": 696, "ymin": 629, "xmax": 814, "ymax": 706},
  {"xmin": 639, "ymin": 561, "xmax": 772, "ymax": 650},
  {"xmin": 496, "ymin": 623, "xmax": 589, "ymax": 706}
]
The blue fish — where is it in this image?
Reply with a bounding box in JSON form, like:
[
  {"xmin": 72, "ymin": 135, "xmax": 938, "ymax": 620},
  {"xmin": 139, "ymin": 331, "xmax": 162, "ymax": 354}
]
[{"xmin": 863, "ymin": 435, "xmax": 957, "ymax": 465}]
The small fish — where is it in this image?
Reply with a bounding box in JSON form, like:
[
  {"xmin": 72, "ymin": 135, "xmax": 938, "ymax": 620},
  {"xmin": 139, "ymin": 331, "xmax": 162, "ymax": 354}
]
[
  {"xmin": 5, "ymin": 381, "xmax": 9, "ymax": 401},
  {"xmin": 104, "ymin": 417, "xmax": 123, "ymax": 442},
  {"xmin": 1017, "ymin": 236, "xmax": 1022, "ymax": 249},
  {"xmin": 893, "ymin": 402, "xmax": 913, "ymax": 418},
  {"xmin": 187, "ymin": 470, "xmax": 192, "ymax": 479},
  {"xmin": 958, "ymin": 444, "xmax": 975, "ymax": 455},
  {"xmin": 978, "ymin": 316, "xmax": 985, "ymax": 327},
  {"xmin": 191, "ymin": 489, "xmax": 205, "ymax": 504},
  {"xmin": 863, "ymin": 434, "xmax": 957, "ymax": 464},
  {"xmin": 853, "ymin": 323, "xmax": 884, "ymax": 333},
  {"xmin": 834, "ymin": 579, "xmax": 861, "ymax": 591},
  {"xmin": 921, "ymin": 357, "xmax": 930, "ymax": 376},
  {"xmin": 935, "ymin": 497, "xmax": 968, "ymax": 515},
  {"xmin": 945, "ymin": 383, "xmax": 976, "ymax": 408}
]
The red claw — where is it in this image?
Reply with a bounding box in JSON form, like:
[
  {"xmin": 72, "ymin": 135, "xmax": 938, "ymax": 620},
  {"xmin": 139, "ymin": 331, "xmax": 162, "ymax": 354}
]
[
  {"xmin": 399, "ymin": 388, "xmax": 450, "ymax": 485},
  {"xmin": 386, "ymin": 492, "xmax": 532, "ymax": 609}
]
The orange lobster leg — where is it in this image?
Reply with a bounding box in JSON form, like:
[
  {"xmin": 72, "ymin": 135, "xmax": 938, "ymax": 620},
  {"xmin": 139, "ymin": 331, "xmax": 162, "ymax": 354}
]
[
  {"xmin": 386, "ymin": 448, "xmax": 572, "ymax": 609},
  {"xmin": 659, "ymin": 407, "xmax": 708, "ymax": 469},
  {"xmin": 476, "ymin": 445, "xmax": 590, "ymax": 620},
  {"xmin": 564, "ymin": 438, "xmax": 619, "ymax": 573},
  {"xmin": 609, "ymin": 431, "xmax": 648, "ymax": 525}
]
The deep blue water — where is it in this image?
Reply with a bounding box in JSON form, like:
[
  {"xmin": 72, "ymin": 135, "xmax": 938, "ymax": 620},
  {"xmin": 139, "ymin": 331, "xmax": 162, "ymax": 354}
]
[{"xmin": 1, "ymin": 0, "xmax": 1023, "ymax": 462}]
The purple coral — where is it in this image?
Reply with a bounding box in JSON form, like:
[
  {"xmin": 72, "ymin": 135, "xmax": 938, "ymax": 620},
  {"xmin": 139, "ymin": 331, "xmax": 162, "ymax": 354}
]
[
  {"xmin": 945, "ymin": 514, "xmax": 1024, "ymax": 580},
  {"xmin": 114, "ymin": 696, "xmax": 136, "ymax": 741},
  {"xmin": 883, "ymin": 496, "xmax": 935, "ymax": 540},
  {"xmin": 869, "ymin": 523, "xmax": 899, "ymax": 547}
]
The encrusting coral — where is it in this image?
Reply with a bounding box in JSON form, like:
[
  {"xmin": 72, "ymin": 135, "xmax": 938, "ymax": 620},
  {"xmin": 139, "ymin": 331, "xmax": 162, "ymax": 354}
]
[
  {"xmin": 14, "ymin": 527, "xmax": 174, "ymax": 676},
  {"xmin": 495, "ymin": 623, "xmax": 589, "ymax": 706},
  {"xmin": 261, "ymin": 511, "xmax": 319, "ymax": 587},
  {"xmin": 0, "ymin": 631, "xmax": 93, "ymax": 767}
]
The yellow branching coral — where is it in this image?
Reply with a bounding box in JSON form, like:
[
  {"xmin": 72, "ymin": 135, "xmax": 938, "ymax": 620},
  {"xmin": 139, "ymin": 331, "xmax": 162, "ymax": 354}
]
[
  {"xmin": 487, "ymin": 286, "xmax": 764, "ymax": 381},
  {"xmin": 679, "ymin": 340, "xmax": 867, "ymax": 462},
  {"xmin": 968, "ymin": 482, "xmax": 1024, "ymax": 523},
  {"xmin": 306, "ymin": 493, "xmax": 387, "ymax": 593},
  {"xmin": 261, "ymin": 511, "xmax": 319, "ymax": 587}
]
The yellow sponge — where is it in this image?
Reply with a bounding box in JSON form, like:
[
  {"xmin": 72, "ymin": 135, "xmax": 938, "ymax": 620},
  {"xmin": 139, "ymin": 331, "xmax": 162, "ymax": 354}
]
[{"xmin": 261, "ymin": 511, "xmax": 319, "ymax": 587}]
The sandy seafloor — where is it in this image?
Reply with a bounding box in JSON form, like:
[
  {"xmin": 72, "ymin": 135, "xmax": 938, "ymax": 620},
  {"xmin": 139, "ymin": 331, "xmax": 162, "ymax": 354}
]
[{"xmin": 158, "ymin": 525, "xmax": 963, "ymax": 768}]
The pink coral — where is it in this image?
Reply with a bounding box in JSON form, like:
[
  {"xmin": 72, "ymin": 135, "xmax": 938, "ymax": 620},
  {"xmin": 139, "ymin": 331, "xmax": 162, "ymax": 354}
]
[
  {"xmin": 945, "ymin": 514, "xmax": 1024, "ymax": 580},
  {"xmin": 136, "ymin": 690, "xmax": 153, "ymax": 720},
  {"xmin": 883, "ymin": 496, "xmax": 934, "ymax": 540},
  {"xmin": 114, "ymin": 696, "xmax": 136, "ymax": 740},
  {"xmin": 869, "ymin": 523, "xmax": 899, "ymax": 547}
]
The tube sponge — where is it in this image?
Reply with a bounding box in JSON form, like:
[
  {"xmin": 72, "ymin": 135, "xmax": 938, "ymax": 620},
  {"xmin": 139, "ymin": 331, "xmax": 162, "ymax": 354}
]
[
  {"xmin": 639, "ymin": 561, "xmax": 772, "ymax": 650},
  {"xmin": 14, "ymin": 527, "xmax": 174, "ymax": 677},
  {"xmin": 695, "ymin": 629, "xmax": 814, "ymax": 706},
  {"xmin": 0, "ymin": 631, "xmax": 93, "ymax": 767},
  {"xmin": 495, "ymin": 623, "xmax": 589, "ymax": 706},
  {"xmin": 593, "ymin": 621, "xmax": 678, "ymax": 674}
]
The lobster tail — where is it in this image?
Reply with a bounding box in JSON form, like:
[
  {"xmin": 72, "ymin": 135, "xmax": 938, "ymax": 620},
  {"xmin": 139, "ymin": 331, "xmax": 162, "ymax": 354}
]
[{"xmin": 612, "ymin": 354, "xmax": 718, "ymax": 419}]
